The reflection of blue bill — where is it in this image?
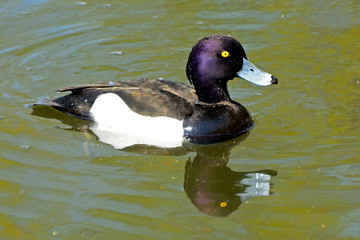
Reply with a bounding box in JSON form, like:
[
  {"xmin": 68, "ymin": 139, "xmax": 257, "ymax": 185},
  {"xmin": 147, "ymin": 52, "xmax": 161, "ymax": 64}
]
[{"xmin": 238, "ymin": 172, "xmax": 272, "ymax": 202}]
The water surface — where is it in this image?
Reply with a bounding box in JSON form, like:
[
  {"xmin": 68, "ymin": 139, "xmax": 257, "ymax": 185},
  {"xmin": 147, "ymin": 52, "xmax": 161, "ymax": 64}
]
[{"xmin": 0, "ymin": 0, "xmax": 359, "ymax": 239}]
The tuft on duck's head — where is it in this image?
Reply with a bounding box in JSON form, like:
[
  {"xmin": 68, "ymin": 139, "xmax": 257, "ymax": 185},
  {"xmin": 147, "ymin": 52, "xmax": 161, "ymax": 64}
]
[{"xmin": 186, "ymin": 35, "xmax": 278, "ymax": 103}]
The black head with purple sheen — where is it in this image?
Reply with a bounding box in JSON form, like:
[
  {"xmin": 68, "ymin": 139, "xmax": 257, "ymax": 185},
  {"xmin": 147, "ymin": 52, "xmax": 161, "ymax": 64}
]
[
  {"xmin": 186, "ymin": 35, "xmax": 246, "ymax": 103},
  {"xmin": 186, "ymin": 35, "xmax": 277, "ymax": 103}
]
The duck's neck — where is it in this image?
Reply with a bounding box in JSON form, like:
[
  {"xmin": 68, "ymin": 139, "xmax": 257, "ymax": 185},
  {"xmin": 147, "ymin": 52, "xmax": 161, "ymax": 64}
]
[{"xmin": 194, "ymin": 79, "xmax": 231, "ymax": 103}]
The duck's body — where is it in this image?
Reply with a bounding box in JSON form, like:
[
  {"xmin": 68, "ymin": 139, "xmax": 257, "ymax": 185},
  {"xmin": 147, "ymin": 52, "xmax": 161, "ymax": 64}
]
[{"xmin": 37, "ymin": 35, "xmax": 277, "ymax": 147}]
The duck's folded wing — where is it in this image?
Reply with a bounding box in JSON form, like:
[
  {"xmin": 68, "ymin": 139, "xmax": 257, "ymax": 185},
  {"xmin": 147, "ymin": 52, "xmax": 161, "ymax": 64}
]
[{"xmin": 36, "ymin": 78, "xmax": 197, "ymax": 120}]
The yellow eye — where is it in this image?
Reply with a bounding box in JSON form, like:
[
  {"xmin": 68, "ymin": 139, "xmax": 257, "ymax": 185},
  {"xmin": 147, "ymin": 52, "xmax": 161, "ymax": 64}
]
[
  {"xmin": 221, "ymin": 51, "xmax": 230, "ymax": 58},
  {"xmin": 220, "ymin": 202, "xmax": 227, "ymax": 207}
]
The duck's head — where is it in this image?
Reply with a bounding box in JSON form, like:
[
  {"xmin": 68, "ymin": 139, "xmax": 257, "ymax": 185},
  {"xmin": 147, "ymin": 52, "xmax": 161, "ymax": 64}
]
[{"xmin": 186, "ymin": 35, "xmax": 278, "ymax": 103}]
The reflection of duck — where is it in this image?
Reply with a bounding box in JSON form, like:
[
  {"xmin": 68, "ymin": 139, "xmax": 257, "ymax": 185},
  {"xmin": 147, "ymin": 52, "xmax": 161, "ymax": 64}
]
[
  {"xmin": 34, "ymin": 35, "xmax": 277, "ymax": 148},
  {"xmin": 31, "ymin": 109, "xmax": 277, "ymax": 217},
  {"xmin": 184, "ymin": 157, "xmax": 276, "ymax": 217},
  {"xmin": 182, "ymin": 137, "xmax": 277, "ymax": 217}
]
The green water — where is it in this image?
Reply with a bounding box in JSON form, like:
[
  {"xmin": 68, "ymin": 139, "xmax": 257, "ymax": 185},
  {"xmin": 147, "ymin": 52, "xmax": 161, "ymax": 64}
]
[{"xmin": 0, "ymin": 0, "xmax": 359, "ymax": 239}]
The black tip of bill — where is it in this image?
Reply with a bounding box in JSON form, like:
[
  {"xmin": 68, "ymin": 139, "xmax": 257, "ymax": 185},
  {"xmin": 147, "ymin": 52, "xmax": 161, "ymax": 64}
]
[{"xmin": 270, "ymin": 75, "xmax": 278, "ymax": 85}]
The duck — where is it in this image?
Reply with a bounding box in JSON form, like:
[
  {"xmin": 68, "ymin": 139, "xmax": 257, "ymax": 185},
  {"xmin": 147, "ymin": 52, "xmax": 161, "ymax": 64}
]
[{"xmin": 37, "ymin": 35, "xmax": 278, "ymax": 147}]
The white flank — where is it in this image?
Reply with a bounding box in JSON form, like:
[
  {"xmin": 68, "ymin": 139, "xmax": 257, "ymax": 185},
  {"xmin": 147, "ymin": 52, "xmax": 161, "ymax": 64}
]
[{"xmin": 89, "ymin": 93, "xmax": 184, "ymax": 149}]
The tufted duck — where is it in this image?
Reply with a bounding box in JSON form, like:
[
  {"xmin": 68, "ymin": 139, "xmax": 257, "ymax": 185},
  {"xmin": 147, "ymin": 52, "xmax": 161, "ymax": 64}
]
[{"xmin": 36, "ymin": 35, "xmax": 278, "ymax": 148}]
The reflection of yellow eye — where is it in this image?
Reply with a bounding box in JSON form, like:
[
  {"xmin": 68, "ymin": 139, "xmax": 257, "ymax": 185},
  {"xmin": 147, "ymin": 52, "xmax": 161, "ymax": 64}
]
[{"xmin": 221, "ymin": 51, "xmax": 230, "ymax": 58}]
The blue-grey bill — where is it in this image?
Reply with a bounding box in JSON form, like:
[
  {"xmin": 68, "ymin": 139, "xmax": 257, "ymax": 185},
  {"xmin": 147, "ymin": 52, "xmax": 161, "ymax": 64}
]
[{"xmin": 237, "ymin": 58, "xmax": 274, "ymax": 86}]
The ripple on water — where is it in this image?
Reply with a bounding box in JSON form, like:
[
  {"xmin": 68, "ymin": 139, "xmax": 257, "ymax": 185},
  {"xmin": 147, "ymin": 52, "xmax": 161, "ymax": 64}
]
[{"xmin": 0, "ymin": 0, "xmax": 359, "ymax": 239}]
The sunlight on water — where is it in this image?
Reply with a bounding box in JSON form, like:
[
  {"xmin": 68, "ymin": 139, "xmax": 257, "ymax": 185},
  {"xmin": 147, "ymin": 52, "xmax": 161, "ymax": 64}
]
[{"xmin": 0, "ymin": 0, "xmax": 359, "ymax": 239}]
